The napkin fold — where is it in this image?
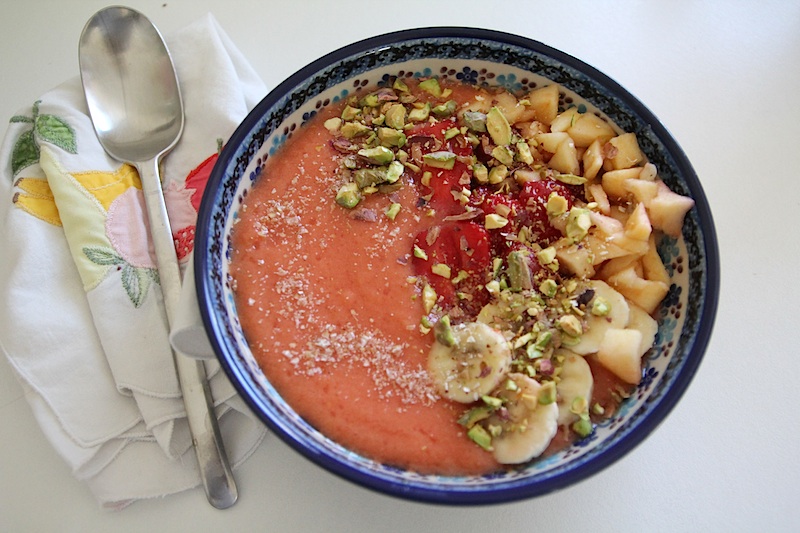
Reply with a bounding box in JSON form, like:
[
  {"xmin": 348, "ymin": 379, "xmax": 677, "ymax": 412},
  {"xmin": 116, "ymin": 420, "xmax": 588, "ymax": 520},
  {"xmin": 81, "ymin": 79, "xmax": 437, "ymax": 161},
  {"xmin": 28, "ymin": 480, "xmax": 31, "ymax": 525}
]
[{"xmin": 0, "ymin": 13, "xmax": 268, "ymax": 509}]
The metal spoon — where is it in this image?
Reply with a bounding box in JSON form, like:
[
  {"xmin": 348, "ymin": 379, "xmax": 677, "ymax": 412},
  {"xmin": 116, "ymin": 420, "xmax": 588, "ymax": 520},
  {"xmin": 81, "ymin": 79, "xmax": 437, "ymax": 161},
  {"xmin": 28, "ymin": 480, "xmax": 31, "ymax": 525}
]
[{"xmin": 79, "ymin": 6, "xmax": 237, "ymax": 509}]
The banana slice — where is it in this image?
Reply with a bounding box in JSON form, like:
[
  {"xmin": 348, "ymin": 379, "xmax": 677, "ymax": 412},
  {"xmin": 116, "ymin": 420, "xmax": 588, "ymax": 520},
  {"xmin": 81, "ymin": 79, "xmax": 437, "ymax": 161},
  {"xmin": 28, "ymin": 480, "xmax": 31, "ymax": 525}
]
[
  {"xmin": 489, "ymin": 373, "xmax": 559, "ymax": 464},
  {"xmin": 428, "ymin": 321, "xmax": 512, "ymax": 403},
  {"xmin": 569, "ymin": 280, "xmax": 630, "ymax": 355},
  {"xmin": 555, "ymin": 349, "xmax": 594, "ymax": 425}
]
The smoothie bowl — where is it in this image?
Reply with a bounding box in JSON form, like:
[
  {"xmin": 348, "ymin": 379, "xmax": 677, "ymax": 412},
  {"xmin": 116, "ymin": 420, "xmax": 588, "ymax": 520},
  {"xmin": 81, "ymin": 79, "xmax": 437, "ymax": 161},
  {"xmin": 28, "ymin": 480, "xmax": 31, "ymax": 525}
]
[{"xmin": 195, "ymin": 27, "xmax": 719, "ymax": 504}]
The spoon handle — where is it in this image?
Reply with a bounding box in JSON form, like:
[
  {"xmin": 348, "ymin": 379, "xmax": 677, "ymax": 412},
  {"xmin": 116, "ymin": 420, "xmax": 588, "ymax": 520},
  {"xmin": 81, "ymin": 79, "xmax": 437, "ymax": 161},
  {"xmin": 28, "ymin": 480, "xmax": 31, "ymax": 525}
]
[{"xmin": 138, "ymin": 157, "xmax": 238, "ymax": 509}]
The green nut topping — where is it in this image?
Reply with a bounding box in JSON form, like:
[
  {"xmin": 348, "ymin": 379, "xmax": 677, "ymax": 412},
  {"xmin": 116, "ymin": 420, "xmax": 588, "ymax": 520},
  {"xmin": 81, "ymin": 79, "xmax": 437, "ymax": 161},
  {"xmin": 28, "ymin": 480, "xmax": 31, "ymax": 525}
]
[
  {"xmin": 418, "ymin": 78, "xmax": 442, "ymax": 97},
  {"xmin": 473, "ymin": 162, "xmax": 489, "ymax": 183},
  {"xmin": 434, "ymin": 315, "xmax": 456, "ymax": 347},
  {"xmin": 358, "ymin": 145, "xmax": 395, "ymax": 165},
  {"xmin": 341, "ymin": 105, "xmax": 361, "ymax": 121},
  {"xmin": 462, "ymin": 111, "xmax": 487, "ymax": 132},
  {"xmin": 546, "ymin": 192, "xmax": 569, "ymax": 217},
  {"xmin": 423, "ymin": 151, "xmax": 457, "ymax": 170},
  {"xmin": 516, "ymin": 141, "xmax": 534, "ymax": 164},
  {"xmin": 458, "ymin": 406, "xmax": 493, "ymax": 428},
  {"xmin": 538, "ymin": 381, "xmax": 557, "ymax": 405},
  {"xmin": 384, "ymin": 104, "xmax": 407, "ymax": 130},
  {"xmin": 385, "ymin": 202, "xmax": 401, "ymax": 220},
  {"xmin": 486, "ymin": 106, "xmax": 512, "ymax": 146},
  {"xmin": 488, "ymin": 164, "xmax": 508, "ymax": 184},
  {"xmin": 557, "ymin": 314, "xmax": 583, "ymax": 337},
  {"xmin": 566, "ymin": 207, "xmax": 592, "ymax": 242},
  {"xmin": 335, "ymin": 182, "xmax": 361, "ymax": 209},
  {"xmin": 377, "ymin": 127, "xmax": 407, "ymax": 148},
  {"xmin": 422, "ymin": 284, "xmax": 437, "ymax": 313},
  {"xmin": 467, "ymin": 424, "xmax": 493, "ymax": 451},
  {"xmin": 507, "ymin": 250, "xmax": 533, "ymax": 291},
  {"xmin": 408, "ymin": 102, "xmax": 431, "ymax": 122},
  {"xmin": 491, "ymin": 145, "xmax": 515, "ymax": 166},
  {"xmin": 591, "ymin": 296, "xmax": 610, "ymax": 316},
  {"xmin": 572, "ymin": 414, "xmax": 592, "ymax": 438},
  {"xmin": 432, "ymin": 100, "xmax": 458, "ymax": 117},
  {"xmin": 536, "ymin": 246, "xmax": 557, "ymax": 265},
  {"xmin": 539, "ymin": 278, "xmax": 558, "ymax": 298},
  {"xmin": 340, "ymin": 121, "xmax": 371, "ymax": 138}
]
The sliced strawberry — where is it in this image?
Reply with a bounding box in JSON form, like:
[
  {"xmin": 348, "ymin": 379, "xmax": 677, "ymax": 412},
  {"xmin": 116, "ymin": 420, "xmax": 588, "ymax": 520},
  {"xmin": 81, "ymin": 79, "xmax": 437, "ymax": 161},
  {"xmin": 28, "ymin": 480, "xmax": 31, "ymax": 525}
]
[{"xmin": 411, "ymin": 221, "xmax": 492, "ymax": 316}]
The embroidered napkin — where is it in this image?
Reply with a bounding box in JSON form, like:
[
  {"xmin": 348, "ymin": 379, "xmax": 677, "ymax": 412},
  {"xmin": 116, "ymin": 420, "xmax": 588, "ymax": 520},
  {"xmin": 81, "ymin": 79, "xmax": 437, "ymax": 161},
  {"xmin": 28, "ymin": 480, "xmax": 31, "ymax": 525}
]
[{"xmin": 0, "ymin": 13, "xmax": 268, "ymax": 509}]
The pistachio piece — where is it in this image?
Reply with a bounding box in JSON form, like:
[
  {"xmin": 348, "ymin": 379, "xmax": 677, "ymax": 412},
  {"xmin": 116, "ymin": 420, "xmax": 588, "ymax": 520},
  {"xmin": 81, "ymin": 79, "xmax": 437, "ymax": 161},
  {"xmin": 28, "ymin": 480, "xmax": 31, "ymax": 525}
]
[
  {"xmin": 591, "ymin": 296, "xmax": 610, "ymax": 316},
  {"xmin": 340, "ymin": 121, "xmax": 371, "ymax": 139},
  {"xmin": 423, "ymin": 151, "xmax": 457, "ymax": 170},
  {"xmin": 516, "ymin": 141, "xmax": 534, "ymax": 165},
  {"xmin": 507, "ymin": 250, "xmax": 533, "ymax": 290},
  {"xmin": 565, "ymin": 207, "xmax": 592, "ymax": 242},
  {"xmin": 431, "ymin": 263, "xmax": 452, "ymax": 278},
  {"xmin": 467, "ymin": 424, "xmax": 493, "ymax": 451},
  {"xmin": 536, "ymin": 246, "xmax": 557, "ymax": 265},
  {"xmin": 385, "ymin": 104, "xmax": 407, "ymax": 130},
  {"xmin": 458, "ymin": 406, "xmax": 494, "ymax": 428},
  {"xmin": 341, "ymin": 105, "xmax": 361, "ymax": 121},
  {"xmin": 385, "ymin": 160, "xmax": 404, "ymax": 183},
  {"xmin": 413, "ymin": 244, "xmax": 429, "ymax": 261},
  {"xmin": 419, "ymin": 78, "xmax": 442, "ymax": 98},
  {"xmin": 408, "ymin": 102, "xmax": 431, "ymax": 122},
  {"xmin": 557, "ymin": 314, "xmax": 583, "ymax": 337},
  {"xmin": 546, "ymin": 192, "xmax": 569, "ymax": 217},
  {"xmin": 538, "ymin": 381, "xmax": 557, "ymax": 405},
  {"xmin": 358, "ymin": 145, "xmax": 395, "ymax": 165},
  {"xmin": 422, "ymin": 284, "xmax": 437, "ymax": 313},
  {"xmin": 432, "ymin": 100, "xmax": 458, "ymax": 117},
  {"xmin": 324, "ymin": 117, "xmax": 342, "ymax": 133},
  {"xmin": 393, "ymin": 78, "xmax": 410, "ymax": 93},
  {"xmin": 553, "ymin": 173, "xmax": 588, "ymax": 186},
  {"xmin": 462, "ymin": 111, "xmax": 487, "ymax": 133},
  {"xmin": 486, "ymin": 106, "xmax": 512, "ymax": 146},
  {"xmin": 385, "ymin": 202, "xmax": 401, "ymax": 220},
  {"xmin": 473, "ymin": 162, "xmax": 489, "ymax": 183},
  {"xmin": 377, "ymin": 127, "xmax": 407, "ymax": 148},
  {"xmin": 488, "ymin": 165, "xmax": 508, "ymax": 184},
  {"xmin": 485, "ymin": 213, "xmax": 509, "ymax": 230},
  {"xmin": 434, "ymin": 314, "xmax": 455, "ymax": 347},
  {"xmin": 491, "ymin": 145, "xmax": 515, "ymax": 166},
  {"xmin": 335, "ymin": 182, "xmax": 361, "ymax": 209},
  {"xmin": 539, "ymin": 278, "xmax": 558, "ymax": 298}
]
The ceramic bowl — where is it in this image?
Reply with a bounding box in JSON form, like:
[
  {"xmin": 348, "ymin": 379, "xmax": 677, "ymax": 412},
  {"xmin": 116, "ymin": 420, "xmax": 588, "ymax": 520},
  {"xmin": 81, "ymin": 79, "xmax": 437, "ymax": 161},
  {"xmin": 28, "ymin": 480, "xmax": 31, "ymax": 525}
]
[{"xmin": 195, "ymin": 27, "xmax": 719, "ymax": 504}]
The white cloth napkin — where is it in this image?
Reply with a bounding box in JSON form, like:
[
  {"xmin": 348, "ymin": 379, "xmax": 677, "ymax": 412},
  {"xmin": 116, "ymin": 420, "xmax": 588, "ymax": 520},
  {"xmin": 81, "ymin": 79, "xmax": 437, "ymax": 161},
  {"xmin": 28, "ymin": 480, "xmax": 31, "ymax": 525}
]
[{"xmin": 0, "ymin": 13, "xmax": 268, "ymax": 509}]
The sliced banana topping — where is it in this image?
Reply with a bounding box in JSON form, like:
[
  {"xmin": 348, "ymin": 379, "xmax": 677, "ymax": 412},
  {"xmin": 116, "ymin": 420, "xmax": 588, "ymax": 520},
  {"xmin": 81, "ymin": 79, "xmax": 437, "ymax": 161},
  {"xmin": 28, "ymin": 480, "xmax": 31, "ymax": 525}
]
[
  {"xmin": 569, "ymin": 280, "xmax": 630, "ymax": 355},
  {"xmin": 554, "ymin": 349, "xmax": 594, "ymax": 426},
  {"xmin": 427, "ymin": 320, "xmax": 512, "ymax": 403},
  {"xmin": 488, "ymin": 373, "xmax": 559, "ymax": 464}
]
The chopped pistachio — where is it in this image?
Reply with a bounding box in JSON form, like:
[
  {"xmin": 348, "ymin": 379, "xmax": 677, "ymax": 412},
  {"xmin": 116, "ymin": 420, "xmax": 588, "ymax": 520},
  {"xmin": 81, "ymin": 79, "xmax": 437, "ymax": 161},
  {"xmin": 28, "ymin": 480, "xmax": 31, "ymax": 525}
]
[
  {"xmin": 536, "ymin": 246, "xmax": 557, "ymax": 265},
  {"xmin": 467, "ymin": 424, "xmax": 493, "ymax": 451},
  {"xmin": 481, "ymin": 395, "xmax": 504, "ymax": 408},
  {"xmin": 451, "ymin": 270, "xmax": 469, "ymax": 284},
  {"xmin": 392, "ymin": 78, "xmax": 409, "ymax": 92},
  {"xmin": 422, "ymin": 284, "xmax": 437, "ymax": 313},
  {"xmin": 538, "ymin": 381, "xmax": 557, "ymax": 405},
  {"xmin": 486, "ymin": 106, "xmax": 512, "ymax": 146},
  {"xmin": 384, "ymin": 104, "xmax": 407, "ymax": 130},
  {"xmin": 408, "ymin": 102, "xmax": 431, "ymax": 122},
  {"xmin": 413, "ymin": 245, "xmax": 428, "ymax": 260},
  {"xmin": 340, "ymin": 121, "xmax": 371, "ymax": 138},
  {"xmin": 539, "ymin": 278, "xmax": 558, "ymax": 298},
  {"xmin": 434, "ymin": 314, "xmax": 456, "ymax": 347},
  {"xmin": 592, "ymin": 402, "xmax": 606, "ymax": 415},
  {"xmin": 341, "ymin": 105, "xmax": 361, "ymax": 121},
  {"xmin": 458, "ymin": 406, "xmax": 493, "ymax": 428},
  {"xmin": 462, "ymin": 111, "xmax": 487, "ymax": 132},
  {"xmin": 534, "ymin": 330, "xmax": 553, "ymax": 350},
  {"xmin": 358, "ymin": 93, "xmax": 380, "ymax": 108},
  {"xmin": 546, "ymin": 192, "xmax": 569, "ymax": 217},
  {"xmin": 421, "ymin": 171, "xmax": 433, "ymax": 186},
  {"xmin": 432, "ymin": 100, "xmax": 458, "ymax": 117},
  {"xmin": 557, "ymin": 314, "xmax": 583, "ymax": 337},
  {"xmin": 566, "ymin": 207, "xmax": 592, "ymax": 242},
  {"xmin": 386, "ymin": 160, "xmax": 404, "ymax": 183},
  {"xmin": 473, "ymin": 163, "xmax": 489, "ymax": 183},
  {"xmin": 419, "ymin": 78, "xmax": 442, "ymax": 97},
  {"xmin": 324, "ymin": 117, "xmax": 342, "ymax": 133},
  {"xmin": 488, "ymin": 165, "xmax": 509, "ymax": 184},
  {"xmin": 491, "ymin": 145, "xmax": 515, "ymax": 166},
  {"xmin": 553, "ymin": 173, "xmax": 588, "ymax": 185},
  {"xmin": 485, "ymin": 213, "xmax": 509, "ymax": 230},
  {"xmin": 485, "ymin": 279, "xmax": 501, "ymax": 295},
  {"xmin": 431, "ymin": 263, "xmax": 452, "ymax": 279},
  {"xmin": 516, "ymin": 141, "xmax": 534, "ymax": 164},
  {"xmin": 507, "ymin": 250, "xmax": 533, "ymax": 291},
  {"xmin": 572, "ymin": 415, "xmax": 592, "ymax": 438},
  {"xmin": 444, "ymin": 127, "xmax": 460, "ymax": 140},
  {"xmin": 591, "ymin": 296, "xmax": 610, "ymax": 316},
  {"xmin": 423, "ymin": 151, "xmax": 457, "ymax": 170},
  {"xmin": 358, "ymin": 145, "xmax": 395, "ymax": 165},
  {"xmin": 385, "ymin": 202, "xmax": 401, "ymax": 220},
  {"xmin": 377, "ymin": 127, "xmax": 407, "ymax": 148},
  {"xmin": 335, "ymin": 182, "xmax": 361, "ymax": 209}
]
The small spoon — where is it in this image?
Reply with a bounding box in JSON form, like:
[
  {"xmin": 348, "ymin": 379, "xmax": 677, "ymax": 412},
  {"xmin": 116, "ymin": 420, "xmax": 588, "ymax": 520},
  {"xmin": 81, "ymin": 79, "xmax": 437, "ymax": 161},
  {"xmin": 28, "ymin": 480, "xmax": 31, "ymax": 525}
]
[{"xmin": 79, "ymin": 6, "xmax": 237, "ymax": 509}]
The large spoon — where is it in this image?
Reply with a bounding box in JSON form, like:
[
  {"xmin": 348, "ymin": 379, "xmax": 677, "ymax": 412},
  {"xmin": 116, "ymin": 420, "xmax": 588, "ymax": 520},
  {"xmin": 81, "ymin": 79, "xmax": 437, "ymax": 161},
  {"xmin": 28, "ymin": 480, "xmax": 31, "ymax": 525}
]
[{"xmin": 79, "ymin": 6, "xmax": 237, "ymax": 509}]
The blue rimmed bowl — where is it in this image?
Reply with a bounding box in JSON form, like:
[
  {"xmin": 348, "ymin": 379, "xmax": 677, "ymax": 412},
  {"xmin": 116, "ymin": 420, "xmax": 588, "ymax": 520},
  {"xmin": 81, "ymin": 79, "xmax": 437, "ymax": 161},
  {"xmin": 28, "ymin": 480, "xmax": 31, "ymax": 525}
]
[{"xmin": 195, "ymin": 27, "xmax": 719, "ymax": 504}]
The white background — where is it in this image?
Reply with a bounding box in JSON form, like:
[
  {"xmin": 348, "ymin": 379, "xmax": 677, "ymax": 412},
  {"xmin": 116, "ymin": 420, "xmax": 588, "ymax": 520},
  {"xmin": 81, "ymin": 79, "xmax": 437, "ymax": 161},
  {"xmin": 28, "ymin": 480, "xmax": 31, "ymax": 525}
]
[{"xmin": 2, "ymin": 1, "xmax": 799, "ymax": 531}]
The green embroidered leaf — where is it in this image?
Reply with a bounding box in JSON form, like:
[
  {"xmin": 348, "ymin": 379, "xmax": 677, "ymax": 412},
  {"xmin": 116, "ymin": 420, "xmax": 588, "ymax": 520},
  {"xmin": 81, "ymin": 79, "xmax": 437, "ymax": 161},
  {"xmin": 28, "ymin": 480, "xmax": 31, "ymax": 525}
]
[
  {"xmin": 145, "ymin": 267, "xmax": 160, "ymax": 286},
  {"xmin": 36, "ymin": 114, "xmax": 77, "ymax": 154},
  {"xmin": 83, "ymin": 246, "xmax": 125, "ymax": 266},
  {"xmin": 11, "ymin": 129, "xmax": 39, "ymax": 176},
  {"xmin": 121, "ymin": 264, "xmax": 152, "ymax": 308},
  {"xmin": 10, "ymin": 115, "xmax": 33, "ymax": 124}
]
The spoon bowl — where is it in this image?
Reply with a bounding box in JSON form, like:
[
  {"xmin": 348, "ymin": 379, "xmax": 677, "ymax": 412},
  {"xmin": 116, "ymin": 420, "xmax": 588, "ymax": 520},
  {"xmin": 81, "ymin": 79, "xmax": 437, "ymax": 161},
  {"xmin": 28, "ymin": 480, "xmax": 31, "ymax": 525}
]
[{"xmin": 79, "ymin": 6, "xmax": 237, "ymax": 509}]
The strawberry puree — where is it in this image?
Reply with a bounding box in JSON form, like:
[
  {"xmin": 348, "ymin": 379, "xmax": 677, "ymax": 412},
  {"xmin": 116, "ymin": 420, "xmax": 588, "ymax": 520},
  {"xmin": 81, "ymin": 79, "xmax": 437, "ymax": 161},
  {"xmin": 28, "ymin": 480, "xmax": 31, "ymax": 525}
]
[{"xmin": 229, "ymin": 106, "xmax": 500, "ymax": 475}]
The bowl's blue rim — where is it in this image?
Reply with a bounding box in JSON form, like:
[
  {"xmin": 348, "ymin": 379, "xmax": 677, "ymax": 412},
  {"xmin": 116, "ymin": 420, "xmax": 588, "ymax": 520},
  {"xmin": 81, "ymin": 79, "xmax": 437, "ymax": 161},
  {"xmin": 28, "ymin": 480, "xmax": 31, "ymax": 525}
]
[{"xmin": 195, "ymin": 26, "xmax": 720, "ymax": 505}]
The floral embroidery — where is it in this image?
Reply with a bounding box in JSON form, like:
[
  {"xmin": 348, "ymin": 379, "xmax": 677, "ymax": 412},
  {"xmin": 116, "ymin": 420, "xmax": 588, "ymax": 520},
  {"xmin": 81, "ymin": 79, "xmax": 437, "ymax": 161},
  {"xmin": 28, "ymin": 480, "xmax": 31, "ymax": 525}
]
[
  {"xmin": 12, "ymin": 176, "xmax": 62, "ymax": 226},
  {"xmin": 83, "ymin": 245, "xmax": 159, "ymax": 308},
  {"xmin": 9, "ymin": 100, "xmax": 77, "ymax": 176}
]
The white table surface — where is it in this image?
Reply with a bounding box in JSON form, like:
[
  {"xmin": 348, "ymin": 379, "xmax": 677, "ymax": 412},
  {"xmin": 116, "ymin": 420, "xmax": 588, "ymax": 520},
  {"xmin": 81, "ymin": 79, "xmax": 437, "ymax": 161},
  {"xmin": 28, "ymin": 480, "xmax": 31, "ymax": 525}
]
[{"xmin": 2, "ymin": 1, "xmax": 798, "ymax": 531}]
